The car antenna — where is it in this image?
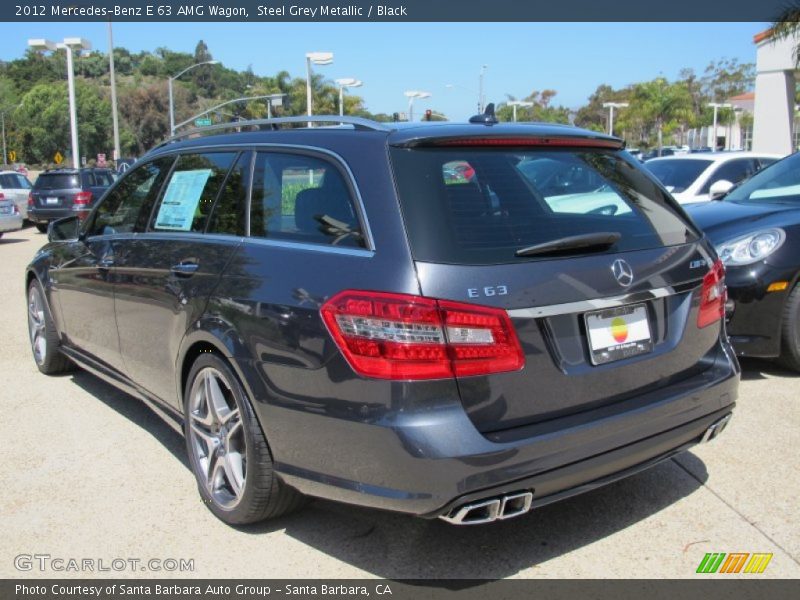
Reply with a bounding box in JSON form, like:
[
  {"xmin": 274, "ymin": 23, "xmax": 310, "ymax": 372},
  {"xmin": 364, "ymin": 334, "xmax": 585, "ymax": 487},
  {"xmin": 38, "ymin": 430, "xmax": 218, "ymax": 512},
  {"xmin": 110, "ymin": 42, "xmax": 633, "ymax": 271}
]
[{"xmin": 469, "ymin": 103, "xmax": 498, "ymax": 125}]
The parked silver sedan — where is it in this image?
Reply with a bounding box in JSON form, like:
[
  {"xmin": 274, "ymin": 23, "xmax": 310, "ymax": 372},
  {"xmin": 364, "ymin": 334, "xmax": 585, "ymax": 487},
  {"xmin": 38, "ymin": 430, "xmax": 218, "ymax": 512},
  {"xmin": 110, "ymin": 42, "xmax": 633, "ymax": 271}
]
[{"xmin": 0, "ymin": 198, "xmax": 23, "ymax": 238}]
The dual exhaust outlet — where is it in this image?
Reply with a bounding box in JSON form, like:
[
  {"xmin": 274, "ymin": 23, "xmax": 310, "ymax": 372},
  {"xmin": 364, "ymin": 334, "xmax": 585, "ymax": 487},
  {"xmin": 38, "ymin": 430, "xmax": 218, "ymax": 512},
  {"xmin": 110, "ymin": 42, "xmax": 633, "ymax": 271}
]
[
  {"xmin": 441, "ymin": 413, "xmax": 733, "ymax": 526},
  {"xmin": 439, "ymin": 491, "xmax": 533, "ymax": 525}
]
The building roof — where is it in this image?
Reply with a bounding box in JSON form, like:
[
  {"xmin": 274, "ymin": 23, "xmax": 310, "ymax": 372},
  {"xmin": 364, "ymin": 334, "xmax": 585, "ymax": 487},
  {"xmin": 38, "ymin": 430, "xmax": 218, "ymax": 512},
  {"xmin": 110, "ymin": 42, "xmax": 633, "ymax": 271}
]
[
  {"xmin": 729, "ymin": 92, "xmax": 755, "ymax": 101},
  {"xmin": 753, "ymin": 28, "xmax": 773, "ymax": 44}
]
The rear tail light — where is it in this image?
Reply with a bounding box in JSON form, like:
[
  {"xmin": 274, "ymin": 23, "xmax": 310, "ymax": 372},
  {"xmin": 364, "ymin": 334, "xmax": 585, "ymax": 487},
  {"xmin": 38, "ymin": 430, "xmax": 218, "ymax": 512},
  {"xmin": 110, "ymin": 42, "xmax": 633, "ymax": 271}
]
[
  {"xmin": 74, "ymin": 191, "xmax": 93, "ymax": 206},
  {"xmin": 0, "ymin": 193, "xmax": 4, "ymax": 199},
  {"xmin": 27, "ymin": 193, "xmax": 34, "ymax": 207},
  {"xmin": 697, "ymin": 259, "xmax": 727, "ymax": 328},
  {"xmin": 320, "ymin": 290, "xmax": 525, "ymax": 380}
]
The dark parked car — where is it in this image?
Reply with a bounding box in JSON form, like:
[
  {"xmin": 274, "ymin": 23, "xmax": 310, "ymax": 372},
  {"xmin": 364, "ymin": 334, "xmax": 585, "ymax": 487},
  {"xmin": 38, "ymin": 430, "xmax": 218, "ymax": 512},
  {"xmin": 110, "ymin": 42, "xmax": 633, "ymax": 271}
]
[
  {"xmin": 686, "ymin": 152, "xmax": 800, "ymax": 369},
  {"xmin": 26, "ymin": 116, "xmax": 738, "ymax": 526},
  {"xmin": 28, "ymin": 167, "xmax": 115, "ymax": 233}
]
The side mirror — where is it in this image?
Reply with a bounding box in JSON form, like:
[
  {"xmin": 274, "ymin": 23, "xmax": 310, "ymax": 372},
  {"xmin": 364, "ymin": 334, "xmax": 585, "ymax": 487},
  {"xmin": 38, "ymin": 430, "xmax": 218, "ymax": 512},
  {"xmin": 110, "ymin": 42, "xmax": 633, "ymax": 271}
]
[
  {"xmin": 709, "ymin": 179, "xmax": 734, "ymax": 200},
  {"xmin": 47, "ymin": 215, "xmax": 81, "ymax": 242}
]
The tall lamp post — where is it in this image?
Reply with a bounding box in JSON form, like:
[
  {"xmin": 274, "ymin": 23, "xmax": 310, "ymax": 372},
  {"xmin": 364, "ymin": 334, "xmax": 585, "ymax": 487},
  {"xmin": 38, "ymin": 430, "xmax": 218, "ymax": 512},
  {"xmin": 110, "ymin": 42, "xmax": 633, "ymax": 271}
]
[
  {"xmin": 707, "ymin": 102, "xmax": 732, "ymax": 151},
  {"xmin": 107, "ymin": 23, "xmax": 121, "ymax": 161},
  {"xmin": 602, "ymin": 102, "xmax": 629, "ymax": 136},
  {"xmin": 168, "ymin": 60, "xmax": 220, "ymax": 136},
  {"xmin": 334, "ymin": 78, "xmax": 362, "ymax": 116},
  {"xmin": 507, "ymin": 100, "xmax": 534, "ymax": 122},
  {"xmin": 305, "ymin": 52, "xmax": 333, "ymax": 125},
  {"xmin": 478, "ymin": 65, "xmax": 488, "ymax": 114},
  {"xmin": 28, "ymin": 37, "xmax": 91, "ymax": 169},
  {"xmin": 404, "ymin": 90, "xmax": 431, "ymax": 122}
]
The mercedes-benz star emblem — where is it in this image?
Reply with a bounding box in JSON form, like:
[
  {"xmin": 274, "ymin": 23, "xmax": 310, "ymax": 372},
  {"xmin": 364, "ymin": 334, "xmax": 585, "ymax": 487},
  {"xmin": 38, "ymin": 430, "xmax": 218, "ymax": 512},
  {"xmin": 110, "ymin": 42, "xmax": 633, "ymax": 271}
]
[{"xmin": 611, "ymin": 259, "xmax": 634, "ymax": 287}]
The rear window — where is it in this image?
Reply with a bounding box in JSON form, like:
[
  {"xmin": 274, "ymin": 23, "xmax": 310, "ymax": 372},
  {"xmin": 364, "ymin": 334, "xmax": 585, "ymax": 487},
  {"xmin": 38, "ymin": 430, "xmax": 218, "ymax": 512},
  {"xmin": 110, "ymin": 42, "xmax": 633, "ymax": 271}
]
[
  {"xmin": 645, "ymin": 159, "xmax": 713, "ymax": 193},
  {"xmin": 390, "ymin": 148, "xmax": 698, "ymax": 265},
  {"xmin": 35, "ymin": 173, "xmax": 80, "ymax": 190}
]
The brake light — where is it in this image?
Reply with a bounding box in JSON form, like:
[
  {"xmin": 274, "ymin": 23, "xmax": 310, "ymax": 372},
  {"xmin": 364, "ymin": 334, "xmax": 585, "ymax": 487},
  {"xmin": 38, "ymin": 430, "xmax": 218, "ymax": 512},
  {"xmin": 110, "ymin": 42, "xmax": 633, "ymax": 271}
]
[
  {"xmin": 429, "ymin": 137, "xmax": 623, "ymax": 149},
  {"xmin": 27, "ymin": 193, "xmax": 33, "ymax": 207},
  {"xmin": 697, "ymin": 259, "xmax": 727, "ymax": 328},
  {"xmin": 0, "ymin": 193, "xmax": 4, "ymax": 199},
  {"xmin": 74, "ymin": 191, "xmax": 93, "ymax": 206},
  {"xmin": 320, "ymin": 290, "xmax": 525, "ymax": 380}
]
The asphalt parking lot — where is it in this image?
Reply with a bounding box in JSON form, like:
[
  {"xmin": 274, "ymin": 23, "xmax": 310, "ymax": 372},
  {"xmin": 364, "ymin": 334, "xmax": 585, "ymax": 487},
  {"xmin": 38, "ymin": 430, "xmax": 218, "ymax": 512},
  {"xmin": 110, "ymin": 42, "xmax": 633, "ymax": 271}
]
[{"xmin": 1, "ymin": 225, "xmax": 798, "ymax": 579}]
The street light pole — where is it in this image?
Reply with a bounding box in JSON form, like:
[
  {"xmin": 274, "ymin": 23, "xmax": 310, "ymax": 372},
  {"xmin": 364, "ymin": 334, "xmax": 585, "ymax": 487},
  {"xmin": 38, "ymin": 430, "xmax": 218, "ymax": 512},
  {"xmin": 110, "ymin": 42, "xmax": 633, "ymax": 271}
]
[
  {"xmin": 404, "ymin": 90, "xmax": 431, "ymax": 122},
  {"xmin": 29, "ymin": 38, "xmax": 90, "ymax": 169},
  {"xmin": 507, "ymin": 100, "xmax": 534, "ymax": 122},
  {"xmin": 707, "ymin": 102, "xmax": 732, "ymax": 151},
  {"xmin": 478, "ymin": 65, "xmax": 488, "ymax": 113},
  {"xmin": 305, "ymin": 52, "xmax": 334, "ymax": 126},
  {"xmin": 107, "ymin": 23, "xmax": 121, "ymax": 161},
  {"xmin": 168, "ymin": 60, "xmax": 220, "ymax": 136},
  {"xmin": 602, "ymin": 102, "xmax": 629, "ymax": 136},
  {"xmin": 1, "ymin": 112, "xmax": 6, "ymax": 167},
  {"xmin": 335, "ymin": 78, "xmax": 362, "ymax": 116}
]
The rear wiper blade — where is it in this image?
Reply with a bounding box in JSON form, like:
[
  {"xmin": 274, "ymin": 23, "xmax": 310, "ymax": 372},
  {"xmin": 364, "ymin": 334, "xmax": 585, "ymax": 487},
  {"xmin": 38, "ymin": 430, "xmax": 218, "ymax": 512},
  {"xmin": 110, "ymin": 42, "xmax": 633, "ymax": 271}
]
[{"xmin": 515, "ymin": 232, "xmax": 621, "ymax": 257}]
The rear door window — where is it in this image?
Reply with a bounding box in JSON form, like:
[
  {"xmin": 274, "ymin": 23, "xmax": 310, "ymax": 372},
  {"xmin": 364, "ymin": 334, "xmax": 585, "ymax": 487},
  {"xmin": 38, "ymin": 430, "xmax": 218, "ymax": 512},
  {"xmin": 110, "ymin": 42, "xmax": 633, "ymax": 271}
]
[
  {"xmin": 390, "ymin": 147, "xmax": 698, "ymax": 265},
  {"xmin": 34, "ymin": 173, "xmax": 79, "ymax": 190},
  {"xmin": 249, "ymin": 151, "xmax": 365, "ymax": 248},
  {"xmin": 150, "ymin": 152, "xmax": 237, "ymax": 233}
]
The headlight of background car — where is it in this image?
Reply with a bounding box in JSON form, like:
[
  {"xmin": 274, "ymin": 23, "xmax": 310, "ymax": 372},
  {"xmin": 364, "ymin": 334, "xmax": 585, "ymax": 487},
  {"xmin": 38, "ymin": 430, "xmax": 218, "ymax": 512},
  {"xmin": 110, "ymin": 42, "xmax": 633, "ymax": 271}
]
[{"xmin": 715, "ymin": 228, "xmax": 786, "ymax": 266}]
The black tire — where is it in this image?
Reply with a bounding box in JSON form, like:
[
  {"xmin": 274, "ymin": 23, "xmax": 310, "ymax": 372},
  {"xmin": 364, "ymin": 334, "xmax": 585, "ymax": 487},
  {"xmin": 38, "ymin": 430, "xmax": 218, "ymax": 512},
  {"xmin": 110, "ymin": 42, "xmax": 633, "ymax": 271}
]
[
  {"xmin": 27, "ymin": 279, "xmax": 72, "ymax": 375},
  {"xmin": 183, "ymin": 353, "xmax": 305, "ymax": 525},
  {"xmin": 778, "ymin": 284, "xmax": 800, "ymax": 372},
  {"xmin": 35, "ymin": 223, "xmax": 48, "ymax": 233}
]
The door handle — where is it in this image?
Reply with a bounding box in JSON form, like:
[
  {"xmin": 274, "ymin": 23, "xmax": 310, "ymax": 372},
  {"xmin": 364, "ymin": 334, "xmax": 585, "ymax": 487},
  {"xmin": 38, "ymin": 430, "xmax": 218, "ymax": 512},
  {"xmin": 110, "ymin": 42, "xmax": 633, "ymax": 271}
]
[{"xmin": 170, "ymin": 261, "xmax": 200, "ymax": 278}]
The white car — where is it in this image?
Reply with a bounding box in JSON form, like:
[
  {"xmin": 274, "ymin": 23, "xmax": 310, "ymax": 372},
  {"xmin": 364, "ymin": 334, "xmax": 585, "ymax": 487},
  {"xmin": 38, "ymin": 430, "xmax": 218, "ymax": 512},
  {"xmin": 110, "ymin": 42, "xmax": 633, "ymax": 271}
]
[
  {"xmin": 645, "ymin": 152, "xmax": 782, "ymax": 204},
  {"xmin": 0, "ymin": 197, "xmax": 23, "ymax": 238},
  {"xmin": 0, "ymin": 170, "xmax": 33, "ymax": 219}
]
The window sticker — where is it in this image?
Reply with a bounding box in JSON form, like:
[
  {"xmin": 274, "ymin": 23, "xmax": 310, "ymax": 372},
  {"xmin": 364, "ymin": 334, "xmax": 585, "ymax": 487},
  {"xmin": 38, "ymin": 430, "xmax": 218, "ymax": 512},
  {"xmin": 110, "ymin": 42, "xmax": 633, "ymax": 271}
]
[{"xmin": 154, "ymin": 169, "xmax": 213, "ymax": 231}]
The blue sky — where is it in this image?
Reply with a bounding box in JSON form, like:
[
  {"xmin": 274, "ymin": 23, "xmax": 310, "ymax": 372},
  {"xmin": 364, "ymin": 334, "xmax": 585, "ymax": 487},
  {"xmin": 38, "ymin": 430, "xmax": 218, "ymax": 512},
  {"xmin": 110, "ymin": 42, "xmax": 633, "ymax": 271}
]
[{"xmin": 0, "ymin": 22, "xmax": 767, "ymax": 120}]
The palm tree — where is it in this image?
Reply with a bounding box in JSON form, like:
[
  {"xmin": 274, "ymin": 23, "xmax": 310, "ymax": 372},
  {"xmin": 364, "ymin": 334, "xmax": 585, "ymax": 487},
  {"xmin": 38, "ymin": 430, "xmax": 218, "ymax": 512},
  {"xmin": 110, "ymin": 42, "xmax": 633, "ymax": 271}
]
[
  {"xmin": 771, "ymin": 6, "xmax": 800, "ymax": 64},
  {"xmin": 631, "ymin": 78, "xmax": 693, "ymax": 154}
]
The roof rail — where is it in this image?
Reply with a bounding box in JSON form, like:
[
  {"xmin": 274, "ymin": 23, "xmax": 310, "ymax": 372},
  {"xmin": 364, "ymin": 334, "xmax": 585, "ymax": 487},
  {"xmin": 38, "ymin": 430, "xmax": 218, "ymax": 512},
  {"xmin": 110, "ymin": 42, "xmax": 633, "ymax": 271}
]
[{"xmin": 157, "ymin": 115, "xmax": 392, "ymax": 148}]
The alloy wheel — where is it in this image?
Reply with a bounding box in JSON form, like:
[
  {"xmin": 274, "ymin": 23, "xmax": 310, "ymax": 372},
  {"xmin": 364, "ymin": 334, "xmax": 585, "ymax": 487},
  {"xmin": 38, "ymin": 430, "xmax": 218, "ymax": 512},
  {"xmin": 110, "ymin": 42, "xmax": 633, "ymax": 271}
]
[
  {"xmin": 28, "ymin": 286, "xmax": 47, "ymax": 366},
  {"xmin": 188, "ymin": 367, "xmax": 247, "ymax": 509}
]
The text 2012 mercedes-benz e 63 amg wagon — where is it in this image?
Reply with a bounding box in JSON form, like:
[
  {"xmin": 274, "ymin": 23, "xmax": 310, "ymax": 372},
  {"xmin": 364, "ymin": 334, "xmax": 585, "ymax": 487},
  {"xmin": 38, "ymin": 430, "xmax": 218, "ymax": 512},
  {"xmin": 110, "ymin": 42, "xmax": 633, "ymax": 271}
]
[{"xmin": 26, "ymin": 113, "xmax": 738, "ymax": 525}]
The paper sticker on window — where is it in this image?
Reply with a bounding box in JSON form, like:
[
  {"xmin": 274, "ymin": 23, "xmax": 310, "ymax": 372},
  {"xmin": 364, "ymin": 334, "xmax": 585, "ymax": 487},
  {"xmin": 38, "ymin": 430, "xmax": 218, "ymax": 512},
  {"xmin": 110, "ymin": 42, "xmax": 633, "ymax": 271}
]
[{"xmin": 154, "ymin": 169, "xmax": 213, "ymax": 231}]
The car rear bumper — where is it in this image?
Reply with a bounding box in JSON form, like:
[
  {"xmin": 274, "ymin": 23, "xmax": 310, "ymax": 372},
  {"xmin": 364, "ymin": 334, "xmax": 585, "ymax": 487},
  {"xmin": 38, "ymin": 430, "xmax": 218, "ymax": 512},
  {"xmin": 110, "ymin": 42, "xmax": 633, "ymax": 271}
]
[
  {"xmin": 0, "ymin": 214, "xmax": 23, "ymax": 232},
  {"xmin": 264, "ymin": 341, "xmax": 739, "ymax": 518},
  {"xmin": 27, "ymin": 207, "xmax": 76, "ymax": 224}
]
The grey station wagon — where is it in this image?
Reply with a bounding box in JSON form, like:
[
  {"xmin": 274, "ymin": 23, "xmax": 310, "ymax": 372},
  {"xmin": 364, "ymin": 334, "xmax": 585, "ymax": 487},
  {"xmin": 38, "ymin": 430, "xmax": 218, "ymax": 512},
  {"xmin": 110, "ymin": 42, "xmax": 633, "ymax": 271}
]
[{"xmin": 26, "ymin": 114, "xmax": 738, "ymax": 525}]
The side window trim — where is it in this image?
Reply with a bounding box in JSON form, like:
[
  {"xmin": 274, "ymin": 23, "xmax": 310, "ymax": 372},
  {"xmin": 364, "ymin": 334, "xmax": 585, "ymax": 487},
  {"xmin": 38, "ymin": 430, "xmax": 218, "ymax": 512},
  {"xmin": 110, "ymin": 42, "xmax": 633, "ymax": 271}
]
[{"xmin": 245, "ymin": 145, "xmax": 374, "ymax": 251}]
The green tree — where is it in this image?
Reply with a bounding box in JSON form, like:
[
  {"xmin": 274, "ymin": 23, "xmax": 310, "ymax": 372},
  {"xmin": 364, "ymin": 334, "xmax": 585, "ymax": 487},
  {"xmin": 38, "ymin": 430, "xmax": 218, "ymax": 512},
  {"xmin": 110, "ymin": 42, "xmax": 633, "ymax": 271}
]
[{"xmin": 628, "ymin": 77, "xmax": 694, "ymax": 152}]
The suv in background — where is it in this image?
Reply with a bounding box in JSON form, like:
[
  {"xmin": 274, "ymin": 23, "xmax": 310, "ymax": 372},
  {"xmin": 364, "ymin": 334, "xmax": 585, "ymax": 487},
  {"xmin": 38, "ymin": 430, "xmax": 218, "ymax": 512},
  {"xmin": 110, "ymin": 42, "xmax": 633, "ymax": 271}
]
[
  {"xmin": 28, "ymin": 168, "xmax": 115, "ymax": 232},
  {"xmin": 0, "ymin": 170, "xmax": 33, "ymax": 220},
  {"xmin": 26, "ymin": 115, "xmax": 738, "ymax": 526}
]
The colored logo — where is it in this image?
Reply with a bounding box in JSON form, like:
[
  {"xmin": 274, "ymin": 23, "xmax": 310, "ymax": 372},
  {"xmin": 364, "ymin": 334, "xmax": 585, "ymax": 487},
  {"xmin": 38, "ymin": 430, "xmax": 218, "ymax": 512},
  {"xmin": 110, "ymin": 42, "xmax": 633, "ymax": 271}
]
[
  {"xmin": 696, "ymin": 553, "xmax": 772, "ymax": 574},
  {"xmin": 610, "ymin": 317, "xmax": 628, "ymax": 343}
]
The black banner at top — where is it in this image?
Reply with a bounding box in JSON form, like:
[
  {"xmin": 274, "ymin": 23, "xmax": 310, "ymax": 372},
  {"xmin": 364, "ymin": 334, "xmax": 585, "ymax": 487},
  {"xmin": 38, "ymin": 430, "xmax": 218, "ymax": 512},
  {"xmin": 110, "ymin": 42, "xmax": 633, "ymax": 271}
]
[{"xmin": 1, "ymin": 0, "xmax": 794, "ymax": 22}]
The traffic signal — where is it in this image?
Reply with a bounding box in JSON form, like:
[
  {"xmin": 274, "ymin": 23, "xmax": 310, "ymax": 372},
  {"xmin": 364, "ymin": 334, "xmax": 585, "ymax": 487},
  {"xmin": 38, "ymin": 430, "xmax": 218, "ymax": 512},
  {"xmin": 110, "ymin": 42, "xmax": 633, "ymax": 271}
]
[{"xmin": 424, "ymin": 109, "xmax": 432, "ymax": 121}]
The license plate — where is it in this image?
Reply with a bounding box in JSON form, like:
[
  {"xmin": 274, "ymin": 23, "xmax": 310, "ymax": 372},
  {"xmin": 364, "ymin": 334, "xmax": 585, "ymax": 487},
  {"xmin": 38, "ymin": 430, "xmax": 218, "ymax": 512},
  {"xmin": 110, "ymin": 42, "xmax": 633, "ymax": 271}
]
[
  {"xmin": 584, "ymin": 304, "xmax": 653, "ymax": 365},
  {"xmin": 46, "ymin": 197, "xmax": 59, "ymax": 205},
  {"xmin": 0, "ymin": 205, "xmax": 10, "ymax": 214}
]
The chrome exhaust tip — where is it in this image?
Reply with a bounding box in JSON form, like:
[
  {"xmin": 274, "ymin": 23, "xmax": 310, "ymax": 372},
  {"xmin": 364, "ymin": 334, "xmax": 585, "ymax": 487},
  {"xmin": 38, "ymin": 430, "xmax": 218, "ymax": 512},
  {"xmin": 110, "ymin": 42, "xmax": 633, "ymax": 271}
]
[
  {"xmin": 439, "ymin": 491, "xmax": 533, "ymax": 525},
  {"xmin": 498, "ymin": 492, "xmax": 533, "ymax": 520},
  {"xmin": 701, "ymin": 413, "xmax": 732, "ymax": 444},
  {"xmin": 440, "ymin": 498, "xmax": 501, "ymax": 525}
]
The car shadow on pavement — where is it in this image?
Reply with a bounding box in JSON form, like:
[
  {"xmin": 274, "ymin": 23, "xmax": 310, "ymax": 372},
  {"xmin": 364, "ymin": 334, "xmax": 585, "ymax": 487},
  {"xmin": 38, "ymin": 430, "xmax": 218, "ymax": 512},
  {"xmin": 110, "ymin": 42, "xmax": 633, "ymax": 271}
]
[
  {"xmin": 739, "ymin": 357, "xmax": 799, "ymax": 381},
  {"xmin": 67, "ymin": 368, "xmax": 709, "ymax": 580},
  {"xmin": 0, "ymin": 236, "xmax": 29, "ymax": 244},
  {"xmin": 68, "ymin": 369, "xmax": 189, "ymax": 469}
]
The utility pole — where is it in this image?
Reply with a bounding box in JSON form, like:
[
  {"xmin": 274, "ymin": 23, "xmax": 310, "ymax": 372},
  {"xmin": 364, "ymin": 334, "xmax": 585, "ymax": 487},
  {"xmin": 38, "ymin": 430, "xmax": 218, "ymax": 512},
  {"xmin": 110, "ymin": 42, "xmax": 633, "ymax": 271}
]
[{"xmin": 108, "ymin": 22, "xmax": 121, "ymax": 161}]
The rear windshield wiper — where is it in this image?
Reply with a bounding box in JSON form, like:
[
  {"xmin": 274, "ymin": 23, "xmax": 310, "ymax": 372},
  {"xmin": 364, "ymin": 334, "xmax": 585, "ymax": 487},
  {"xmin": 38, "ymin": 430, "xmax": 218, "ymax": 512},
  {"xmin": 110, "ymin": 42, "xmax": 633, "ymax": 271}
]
[{"xmin": 514, "ymin": 232, "xmax": 621, "ymax": 257}]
